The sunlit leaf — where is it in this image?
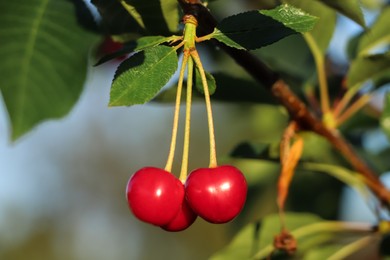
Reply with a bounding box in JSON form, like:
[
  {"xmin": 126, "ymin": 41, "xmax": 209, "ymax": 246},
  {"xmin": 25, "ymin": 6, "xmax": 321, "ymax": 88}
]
[
  {"xmin": 358, "ymin": 6, "xmax": 390, "ymax": 56},
  {"xmin": 361, "ymin": 0, "xmax": 386, "ymax": 9},
  {"xmin": 300, "ymin": 162, "xmax": 369, "ymax": 199},
  {"xmin": 211, "ymin": 4, "xmax": 317, "ymax": 50},
  {"xmin": 305, "ymin": 244, "xmax": 351, "ymax": 259},
  {"xmin": 91, "ymin": 0, "xmax": 179, "ymax": 35},
  {"xmin": 211, "ymin": 29, "xmax": 246, "ymax": 50},
  {"xmin": 284, "ymin": 0, "xmax": 336, "ymax": 53},
  {"xmin": 109, "ymin": 46, "xmax": 178, "ymax": 106},
  {"xmin": 347, "ymin": 52, "xmax": 390, "ymax": 88},
  {"xmin": 123, "ymin": 0, "xmax": 179, "ymax": 34},
  {"xmin": 260, "ymin": 4, "xmax": 318, "ymax": 32},
  {"xmin": 160, "ymin": 0, "xmax": 179, "ymax": 32},
  {"xmin": 118, "ymin": 0, "xmax": 145, "ymax": 29},
  {"xmin": 210, "ymin": 213, "xmax": 324, "ymax": 260},
  {"xmin": 381, "ymin": 93, "xmax": 390, "ymax": 142},
  {"xmin": 91, "ymin": 0, "xmax": 145, "ymax": 35},
  {"xmin": 212, "ymin": 211, "xmax": 374, "ymax": 260},
  {"xmin": 0, "ymin": 0, "xmax": 98, "ymax": 140},
  {"xmin": 317, "ymin": 0, "xmax": 365, "ymax": 27},
  {"xmin": 135, "ymin": 35, "xmax": 179, "ymax": 51}
]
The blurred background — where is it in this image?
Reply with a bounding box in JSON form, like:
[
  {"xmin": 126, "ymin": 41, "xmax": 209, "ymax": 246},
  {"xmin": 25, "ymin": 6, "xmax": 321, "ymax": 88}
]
[
  {"xmin": 0, "ymin": 56, "xmax": 261, "ymax": 259},
  {"xmin": 0, "ymin": 0, "xmax": 389, "ymax": 259}
]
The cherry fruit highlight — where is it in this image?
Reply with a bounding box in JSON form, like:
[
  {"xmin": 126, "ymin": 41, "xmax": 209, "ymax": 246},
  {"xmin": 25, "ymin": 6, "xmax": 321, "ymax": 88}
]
[
  {"xmin": 126, "ymin": 167, "xmax": 184, "ymax": 226},
  {"xmin": 185, "ymin": 165, "xmax": 247, "ymax": 224}
]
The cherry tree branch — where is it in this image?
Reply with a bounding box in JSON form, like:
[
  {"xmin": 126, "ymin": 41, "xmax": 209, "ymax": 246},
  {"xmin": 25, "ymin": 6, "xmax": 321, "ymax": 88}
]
[{"xmin": 177, "ymin": 0, "xmax": 390, "ymax": 207}]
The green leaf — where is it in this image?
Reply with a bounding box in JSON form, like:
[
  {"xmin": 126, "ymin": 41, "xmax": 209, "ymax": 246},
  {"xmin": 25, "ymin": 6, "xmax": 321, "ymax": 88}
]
[
  {"xmin": 210, "ymin": 213, "xmax": 323, "ymax": 260},
  {"xmin": 300, "ymin": 162, "xmax": 369, "ymax": 199},
  {"xmin": 346, "ymin": 31, "xmax": 364, "ymax": 60},
  {"xmin": 305, "ymin": 244, "xmax": 349, "ymax": 260},
  {"xmin": 119, "ymin": 0, "xmax": 145, "ymax": 29},
  {"xmin": 260, "ymin": 4, "xmax": 318, "ymax": 33},
  {"xmin": 160, "ymin": 0, "xmax": 179, "ymax": 33},
  {"xmin": 347, "ymin": 52, "xmax": 390, "ymax": 88},
  {"xmin": 95, "ymin": 35, "xmax": 180, "ymax": 66},
  {"xmin": 284, "ymin": 0, "xmax": 337, "ymax": 53},
  {"xmin": 361, "ymin": 0, "xmax": 386, "ymax": 9},
  {"xmin": 212, "ymin": 212, "xmax": 372, "ymax": 260},
  {"xmin": 317, "ymin": 0, "xmax": 365, "ymax": 27},
  {"xmin": 223, "ymin": 158, "xmax": 279, "ymax": 186},
  {"xmin": 109, "ymin": 46, "xmax": 178, "ymax": 106},
  {"xmin": 194, "ymin": 68, "xmax": 216, "ymax": 95},
  {"xmin": 135, "ymin": 35, "xmax": 180, "ymax": 51},
  {"xmin": 91, "ymin": 0, "xmax": 145, "ymax": 35},
  {"xmin": 212, "ymin": 4, "xmax": 317, "ymax": 50},
  {"xmin": 91, "ymin": 0, "xmax": 179, "ymax": 35},
  {"xmin": 254, "ymin": 34, "xmax": 315, "ymax": 84},
  {"xmin": 358, "ymin": 6, "xmax": 390, "ymax": 56},
  {"xmin": 0, "ymin": 0, "xmax": 98, "ymax": 140},
  {"xmin": 381, "ymin": 93, "xmax": 390, "ymax": 141},
  {"xmin": 307, "ymin": 234, "xmax": 377, "ymax": 259},
  {"xmin": 300, "ymin": 132, "xmax": 348, "ymax": 166},
  {"xmin": 123, "ymin": 0, "xmax": 179, "ymax": 34},
  {"xmin": 211, "ymin": 28, "xmax": 246, "ymax": 50}
]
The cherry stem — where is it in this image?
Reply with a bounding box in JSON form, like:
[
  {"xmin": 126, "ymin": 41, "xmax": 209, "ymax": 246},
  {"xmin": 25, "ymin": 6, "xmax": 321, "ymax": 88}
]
[
  {"xmin": 336, "ymin": 94, "xmax": 372, "ymax": 127},
  {"xmin": 191, "ymin": 50, "xmax": 218, "ymax": 168},
  {"xmin": 165, "ymin": 53, "xmax": 189, "ymax": 173},
  {"xmin": 333, "ymin": 84, "xmax": 360, "ymax": 117},
  {"xmin": 303, "ymin": 33, "xmax": 331, "ymax": 116},
  {"xmin": 179, "ymin": 55, "xmax": 193, "ymax": 182},
  {"xmin": 327, "ymin": 235, "xmax": 376, "ymax": 260}
]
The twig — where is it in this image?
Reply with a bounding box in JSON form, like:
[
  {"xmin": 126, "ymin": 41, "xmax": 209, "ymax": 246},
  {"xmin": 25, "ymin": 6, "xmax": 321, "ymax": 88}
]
[{"xmin": 177, "ymin": 0, "xmax": 390, "ymax": 207}]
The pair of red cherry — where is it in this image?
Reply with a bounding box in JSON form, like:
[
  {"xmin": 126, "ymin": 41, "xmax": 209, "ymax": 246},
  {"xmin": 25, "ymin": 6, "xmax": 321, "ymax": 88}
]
[{"xmin": 126, "ymin": 165, "xmax": 247, "ymax": 231}]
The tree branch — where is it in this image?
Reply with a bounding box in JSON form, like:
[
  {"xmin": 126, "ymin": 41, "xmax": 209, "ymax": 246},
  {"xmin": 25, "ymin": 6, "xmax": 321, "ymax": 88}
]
[{"xmin": 177, "ymin": 0, "xmax": 390, "ymax": 207}]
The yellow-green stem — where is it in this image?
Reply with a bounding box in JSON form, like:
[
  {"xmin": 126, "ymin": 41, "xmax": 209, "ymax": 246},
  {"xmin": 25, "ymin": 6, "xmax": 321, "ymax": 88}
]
[
  {"xmin": 183, "ymin": 15, "xmax": 197, "ymax": 49},
  {"xmin": 328, "ymin": 235, "xmax": 377, "ymax": 260},
  {"xmin": 173, "ymin": 40, "xmax": 185, "ymax": 51},
  {"xmin": 333, "ymin": 84, "xmax": 360, "ymax": 117},
  {"xmin": 336, "ymin": 94, "xmax": 371, "ymax": 127},
  {"xmin": 195, "ymin": 31, "xmax": 215, "ymax": 43},
  {"xmin": 191, "ymin": 51, "xmax": 218, "ymax": 168},
  {"xmin": 304, "ymin": 33, "xmax": 331, "ymax": 116},
  {"xmin": 165, "ymin": 53, "xmax": 189, "ymax": 172},
  {"xmin": 179, "ymin": 56, "xmax": 194, "ymax": 182}
]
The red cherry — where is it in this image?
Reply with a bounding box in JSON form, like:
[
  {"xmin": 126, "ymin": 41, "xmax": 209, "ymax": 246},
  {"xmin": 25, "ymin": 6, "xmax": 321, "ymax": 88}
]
[
  {"xmin": 95, "ymin": 37, "xmax": 127, "ymax": 62},
  {"xmin": 185, "ymin": 165, "xmax": 247, "ymax": 224},
  {"xmin": 97, "ymin": 37, "xmax": 124, "ymax": 56},
  {"xmin": 161, "ymin": 196, "xmax": 197, "ymax": 232},
  {"xmin": 126, "ymin": 167, "xmax": 184, "ymax": 226}
]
